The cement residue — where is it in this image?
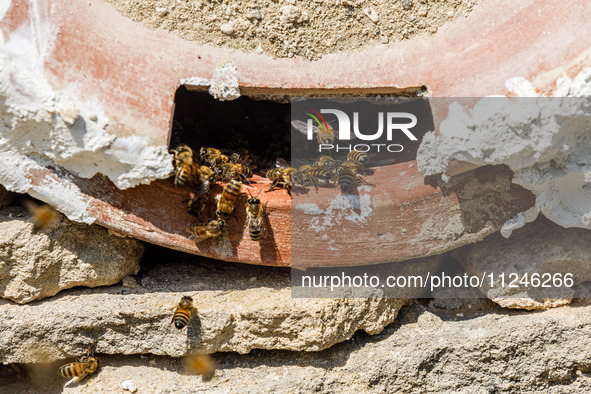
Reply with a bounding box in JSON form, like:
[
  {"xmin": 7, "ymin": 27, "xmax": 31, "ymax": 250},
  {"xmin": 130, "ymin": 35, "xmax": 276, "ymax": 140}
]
[
  {"xmin": 0, "ymin": 11, "xmax": 174, "ymax": 221},
  {"xmin": 104, "ymin": 0, "xmax": 480, "ymax": 61},
  {"xmin": 417, "ymin": 68, "xmax": 591, "ymax": 231}
]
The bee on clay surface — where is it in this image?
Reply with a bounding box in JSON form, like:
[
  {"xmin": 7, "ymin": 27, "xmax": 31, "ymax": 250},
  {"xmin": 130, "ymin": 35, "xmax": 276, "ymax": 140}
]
[
  {"xmin": 229, "ymin": 148, "xmax": 257, "ymax": 169},
  {"xmin": 187, "ymin": 166, "xmax": 217, "ymax": 218},
  {"xmin": 245, "ymin": 191, "xmax": 264, "ymax": 241},
  {"xmin": 266, "ymin": 158, "xmax": 293, "ymax": 196},
  {"xmin": 347, "ymin": 151, "xmax": 368, "ymax": 166},
  {"xmin": 171, "ymin": 295, "xmax": 197, "ymax": 329},
  {"xmin": 347, "ymin": 151, "xmax": 371, "ymax": 174},
  {"xmin": 187, "ymin": 219, "xmax": 227, "ymax": 242},
  {"xmin": 218, "ymin": 162, "xmax": 254, "ymax": 184},
  {"xmin": 23, "ymin": 200, "xmax": 59, "ymax": 232},
  {"xmin": 58, "ymin": 345, "xmax": 100, "ymax": 384},
  {"xmin": 199, "ymin": 147, "xmax": 230, "ymax": 167},
  {"xmin": 216, "ymin": 179, "xmax": 242, "ymax": 220},
  {"xmin": 172, "ymin": 144, "xmax": 197, "ymax": 187},
  {"xmin": 184, "ymin": 353, "xmax": 216, "ymax": 381},
  {"xmin": 293, "ymin": 165, "xmax": 333, "ymax": 191},
  {"xmin": 337, "ymin": 160, "xmax": 360, "ymax": 193},
  {"xmin": 313, "ymin": 155, "xmax": 337, "ymax": 174}
]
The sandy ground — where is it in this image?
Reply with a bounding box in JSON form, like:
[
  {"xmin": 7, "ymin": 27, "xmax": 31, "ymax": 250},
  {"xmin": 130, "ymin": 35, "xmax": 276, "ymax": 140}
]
[{"xmin": 104, "ymin": 0, "xmax": 480, "ymax": 60}]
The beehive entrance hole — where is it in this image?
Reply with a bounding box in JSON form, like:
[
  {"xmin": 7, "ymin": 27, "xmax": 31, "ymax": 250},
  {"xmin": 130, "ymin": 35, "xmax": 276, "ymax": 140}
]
[
  {"xmin": 170, "ymin": 87, "xmax": 291, "ymax": 173},
  {"xmin": 169, "ymin": 87, "xmax": 434, "ymax": 172}
]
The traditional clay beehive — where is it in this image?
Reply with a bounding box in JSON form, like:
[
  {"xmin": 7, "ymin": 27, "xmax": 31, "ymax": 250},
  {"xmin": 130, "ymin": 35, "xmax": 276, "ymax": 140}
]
[{"xmin": 1, "ymin": 0, "xmax": 589, "ymax": 266}]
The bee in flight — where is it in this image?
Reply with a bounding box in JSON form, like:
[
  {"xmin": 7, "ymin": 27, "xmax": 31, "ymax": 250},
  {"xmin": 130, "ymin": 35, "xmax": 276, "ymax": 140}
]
[
  {"xmin": 216, "ymin": 179, "xmax": 242, "ymax": 220},
  {"xmin": 172, "ymin": 144, "xmax": 197, "ymax": 187},
  {"xmin": 291, "ymin": 119, "xmax": 335, "ymax": 146},
  {"xmin": 187, "ymin": 219, "xmax": 227, "ymax": 242},
  {"xmin": 245, "ymin": 190, "xmax": 264, "ymax": 241},
  {"xmin": 23, "ymin": 200, "xmax": 59, "ymax": 232},
  {"xmin": 171, "ymin": 294, "xmax": 198, "ymax": 329},
  {"xmin": 266, "ymin": 158, "xmax": 293, "ymax": 196},
  {"xmin": 185, "ymin": 353, "xmax": 216, "ymax": 381},
  {"xmin": 58, "ymin": 345, "xmax": 100, "ymax": 384}
]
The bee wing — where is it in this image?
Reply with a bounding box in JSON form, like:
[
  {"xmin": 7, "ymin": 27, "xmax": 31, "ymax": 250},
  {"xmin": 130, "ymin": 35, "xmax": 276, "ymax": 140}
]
[
  {"xmin": 291, "ymin": 120, "xmax": 318, "ymax": 135},
  {"xmin": 235, "ymin": 158, "xmax": 255, "ymax": 169},
  {"xmin": 275, "ymin": 158, "xmax": 291, "ymax": 169}
]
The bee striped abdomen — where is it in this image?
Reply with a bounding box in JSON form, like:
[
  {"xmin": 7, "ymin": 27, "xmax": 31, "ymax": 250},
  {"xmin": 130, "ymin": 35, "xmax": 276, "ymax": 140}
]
[
  {"xmin": 175, "ymin": 165, "xmax": 192, "ymax": 187},
  {"xmin": 222, "ymin": 180, "xmax": 241, "ymax": 201},
  {"xmin": 249, "ymin": 218, "xmax": 262, "ymax": 241},
  {"xmin": 173, "ymin": 145, "xmax": 196, "ymax": 187},
  {"xmin": 338, "ymin": 161, "xmax": 357, "ymax": 193},
  {"xmin": 266, "ymin": 169, "xmax": 280, "ymax": 181},
  {"xmin": 216, "ymin": 179, "xmax": 242, "ymax": 220},
  {"xmin": 242, "ymin": 166, "xmax": 253, "ymax": 178},
  {"xmin": 347, "ymin": 151, "xmax": 368, "ymax": 165},
  {"xmin": 173, "ymin": 309, "xmax": 192, "ymax": 329},
  {"xmin": 59, "ymin": 363, "xmax": 84, "ymax": 377},
  {"xmin": 338, "ymin": 172, "xmax": 354, "ymax": 192},
  {"xmin": 172, "ymin": 296, "xmax": 195, "ymax": 329}
]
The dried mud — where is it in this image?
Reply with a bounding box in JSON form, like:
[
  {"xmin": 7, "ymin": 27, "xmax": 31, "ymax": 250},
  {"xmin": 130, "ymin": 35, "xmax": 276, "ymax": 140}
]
[{"xmin": 104, "ymin": 0, "xmax": 480, "ymax": 60}]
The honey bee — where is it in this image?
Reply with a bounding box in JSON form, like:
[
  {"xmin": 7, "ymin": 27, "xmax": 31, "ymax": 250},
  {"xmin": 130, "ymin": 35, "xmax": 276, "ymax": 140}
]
[
  {"xmin": 187, "ymin": 166, "xmax": 217, "ymax": 218},
  {"xmin": 187, "ymin": 219, "xmax": 227, "ymax": 241},
  {"xmin": 293, "ymin": 165, "xmax": 333, "ymax": 191},
  {"xmin": 266, "ymin": 158, "xmax": 293, "ymax": 196},
  {"xmin": 216, "ymin": 179, "xmax": 242, "ymax": 220},
  {"xmin": 171, "ymin": 295, "xmax": 196, "ymax": 329},
  {"xmin": 347, "ymin": 151, "xmax": 368, "ymax": 166},
  {"xmin": 230, "ymin": 148, "xmax": 257, "ymax": 168},
  {"xmin": 317, "ymin": 122, "xmax": 335, "ymax": 146},
  {"xmin": 246, "ymin": 191, "xmax": 264, "ymax": 241},
  {"xmin": 313, "ymin": 156, "xmax": 337, "ymax": 173},
  {"xmin": 292, "ymin": 119, "xmax": 335, "ymax": 146},
  {"xmin": 185, "ymin": 353, "xmax": 216, "ymax": 381},
  {"xmin": 347, "ymin": 151, "xmax": 371, "ymax": 174},
  {"xmin": 337, "ymin": 160, "xmax": 359, "ymax": 193},
  {"xmin": 187, "ymin": 183, "xmax": 211, "ymax": 218},
  {"xmin": 200, "ymin": 147, "xmax": 230, "ymax": 167},
  {"xmin": 218, "ymin": 162, "xmax": 253, "ymax": 184},
  {"xmin": 23, "ymin": 200, "xmax": 59, "ymax": 232},
  {"xmin": 173, "ymin": 144, "xmax": 197, "ymax": 187},
  {"xmin": 58, "ymin": 345, "xmax": 100, "ymax": 384}
]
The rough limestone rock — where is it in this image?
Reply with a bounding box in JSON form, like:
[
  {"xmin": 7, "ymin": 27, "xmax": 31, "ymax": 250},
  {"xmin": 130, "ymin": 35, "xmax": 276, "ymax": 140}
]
[
  {"xmin": 0, "ymin": 254, "xmax": 410, "ymax": 363},
  {"xmin": 7, "ymin": 301, "xmax": 591, "ymax": 393},
  {"xmin": 453, "ymin": 217, "xmax": 591, "ymax": 310},
  {"xmin": 0, "ymin": 206, "xmax": 143, "ymax": 304}
]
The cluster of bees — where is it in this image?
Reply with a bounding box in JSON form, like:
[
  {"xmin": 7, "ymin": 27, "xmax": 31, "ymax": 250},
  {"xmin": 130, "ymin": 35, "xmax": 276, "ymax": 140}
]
[
  {"xmin": 271, "ymin": 150, "xmax": 371, "ymax": 195},
  {"xmin": 171, "ymin": 138, "xmax": 372, "ymax": 241},
  {"xmin": 172, "ymin": 144, "xmax": 265, "ymax": 242}
]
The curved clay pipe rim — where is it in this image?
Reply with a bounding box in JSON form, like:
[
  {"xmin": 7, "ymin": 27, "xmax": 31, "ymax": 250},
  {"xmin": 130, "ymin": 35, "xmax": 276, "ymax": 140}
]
[{"xmin": 1, "ymin": 0, "xmax": 588, "ymax": 266}]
